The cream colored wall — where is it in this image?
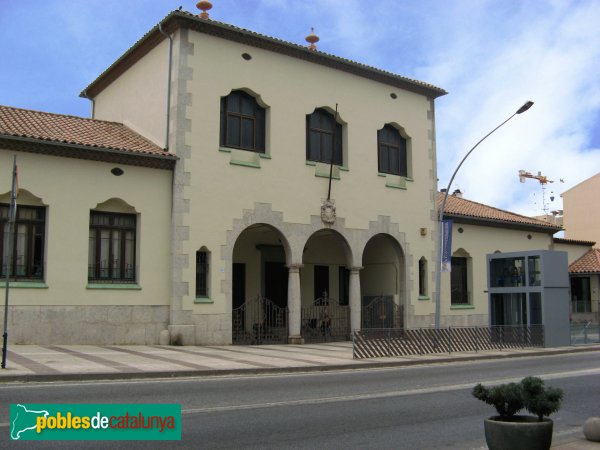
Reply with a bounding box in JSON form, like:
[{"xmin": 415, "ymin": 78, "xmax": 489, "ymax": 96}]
[
  {"xmin": 0, "ymin": 150, "xmax": 172, "ymax": 306},
  {"xmin": 440, "ymin": 223, "xmax": 553, "ymax": 322},
  {"xmin": 92, "ymin": 39, "xmax": 169, "ymax": 148},
  {"xmin": 180, "ymin": 32, "xmax": 437, "ymax": 318},
  {"xmin": 552, "ymin": 242, "xmax": 592, "ymax": 264},
  {"xmin": 562, "ymin": 172, "xmax": 600, "ymax": 244}
]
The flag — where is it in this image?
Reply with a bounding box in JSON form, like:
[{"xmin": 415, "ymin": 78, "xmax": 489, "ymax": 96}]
[{"xmin": 441, "ymin": 219, "xmax": 453, "ymax": 272}]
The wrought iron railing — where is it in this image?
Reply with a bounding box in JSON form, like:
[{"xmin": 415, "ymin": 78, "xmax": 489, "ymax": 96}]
[
  {"xmin": 353, "ymin": 325, "xmax": 545, "ymax": 359},
  {"xmin": 571, "ymin": 300, "xmax": 592, "ymax": 313},
  {"xmin": 301, "ymin": 297, "xmax": 350, "ymax": 343},
  {"xmin": 361, "ymin": 296, "xmax": 403, "ymax": 329},
  {"xmin": 232, "ymin": 295, "xmax": 288, "ymax": 345}
]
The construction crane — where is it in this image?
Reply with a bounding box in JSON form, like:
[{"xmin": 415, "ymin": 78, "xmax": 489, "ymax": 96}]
[{"xmin": 518, "ymin": 170, "xmax": 563, "ymax": 215}]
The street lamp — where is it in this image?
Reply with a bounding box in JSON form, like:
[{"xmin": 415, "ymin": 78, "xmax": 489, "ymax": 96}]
[{"xmin": 434, "ymin": 100, "xmax": 534, "ymax": 330}]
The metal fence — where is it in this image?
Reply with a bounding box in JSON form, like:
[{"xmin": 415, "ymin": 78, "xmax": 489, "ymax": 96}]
[
  {"xmin": 352, "ymin": 325, "xmax": 545, "ymax": 359},
  {"xmin": 301, "ymin": 298, "xmax": 350, "ymax": 343},
  {"xmin": 570, "ymin": 321, "xmax": 600, "ymax": 345},
  {"xmin": 232, "ymin": 295, "xmax": 288, "ymax": 345}
]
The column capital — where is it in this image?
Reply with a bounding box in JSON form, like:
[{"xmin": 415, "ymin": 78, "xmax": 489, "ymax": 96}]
[{"xmin": 287, "ymin": 263, "xmax": 303, "ymax": 273}]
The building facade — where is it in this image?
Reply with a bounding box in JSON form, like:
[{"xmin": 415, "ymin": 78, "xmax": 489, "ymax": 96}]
[
  {"xmin": 2, "ymin": 9, "xmax": 449, "ymax": 345},
  {"xmin": 2, "ymin": 9, "xmax": 588, "ymax": 346},
  {"xmin": 562, "ymin": 171, "xmax": 600, "ymax": 244}
]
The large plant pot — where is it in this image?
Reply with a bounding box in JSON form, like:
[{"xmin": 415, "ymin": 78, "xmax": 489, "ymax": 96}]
[{"xmin": 484, "ymin": 416, "xmax": 554, "ymax": 450}]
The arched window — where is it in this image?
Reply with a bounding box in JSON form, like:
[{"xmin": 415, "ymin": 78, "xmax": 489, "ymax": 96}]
[
  {"xmin": 377, "ymin": 124, "xmax": 407, "ymax": 176},
  {"xmin": 451, "ymin": 249, "xmax": 472, "ymax": 305},
  {"xmin": 220, "ymin": 90, "xmax": 265, "ymax": 153},
  {"xmin": 196, "ymin": 248, "xmax": 210, "ymax": 297},
  {"xmin": 306, "ymin": 108, "xmax": 342, "ymax": 165}
]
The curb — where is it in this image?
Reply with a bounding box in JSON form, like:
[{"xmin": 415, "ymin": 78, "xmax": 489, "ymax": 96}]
[{"xmin": 1, "ymin": 345, "xmax": 598, "ymax": 383}]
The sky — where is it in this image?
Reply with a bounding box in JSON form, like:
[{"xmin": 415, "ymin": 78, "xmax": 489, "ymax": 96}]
[{"xmin": 1, "ymin": 0, "xmax": 599, "ymax": 219}]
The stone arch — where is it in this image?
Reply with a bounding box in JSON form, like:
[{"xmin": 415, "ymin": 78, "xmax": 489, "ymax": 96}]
[
  {"xmin": 222, "ymin": 204, "xmax": 294, "ymax": 315},
  {"xmin": 361, "ymin": 227, "xmax": 407, "ymax": 329},
  {"xmin": 301, "ymin": 228, "xmax": 353, "ymax": 305}
]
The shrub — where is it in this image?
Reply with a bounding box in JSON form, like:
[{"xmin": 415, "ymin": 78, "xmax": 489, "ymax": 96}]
[
  {"xmin": 472, "ymin": 377, "xmax": 564, "ymax": 421},
  {"xmin": 521, "ymin": 376, "xmax": 564, "ymax": 421}
]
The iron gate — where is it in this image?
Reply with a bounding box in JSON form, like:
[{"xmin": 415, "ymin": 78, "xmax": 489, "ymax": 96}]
[
  {"xmin": 362, "ymin": 296, "xmax": 403, "ymax": 329},
  {"xmin": 232, "ymin": 295, "xmax": 288, "ymax": 345},
  {"xmin": 301, "ymin": 296, "xmax": 350, "ymax": 343}
]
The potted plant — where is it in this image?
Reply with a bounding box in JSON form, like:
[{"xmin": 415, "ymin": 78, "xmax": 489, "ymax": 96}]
[{"xmin": 472, "ymin": 376, "xmax": 563, "ymax": 450}]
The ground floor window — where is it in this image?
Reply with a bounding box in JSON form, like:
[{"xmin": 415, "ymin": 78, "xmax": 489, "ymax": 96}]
[
  {"xmin": 451, "ymin": 256, "xmax": 469, "ymax": 304},
  {"xmin": 196, "ymin": 249, "xmax": 209, "ymax": 297},
  {"xmin": 0, "ymin": 204, "xmax": 45, "ymax": 280},
  {"xmin": 419, "ymin": 257, "xmax": 428, "ymax": 297},
  {"xmin": 570, "ymin": 277, "xmax": 591, "ymax": 313},
  {"xmin": 88, "ymin": 211, "xmax": 136, "ymax": 283}
]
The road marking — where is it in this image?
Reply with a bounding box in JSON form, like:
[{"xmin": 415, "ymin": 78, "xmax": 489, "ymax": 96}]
[{"xmin": 181, "ymin": 368, "xmax": 600, "ymax": 414}]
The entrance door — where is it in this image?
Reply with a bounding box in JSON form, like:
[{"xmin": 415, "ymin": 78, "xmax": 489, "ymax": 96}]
[
  {"xmin": 314, "ymin": 265, "xmax": 329, "ymax": 301},
  {"xmin": 265, "ymin": 262, "xmax": 288, "ymax": 309},
  {"xmin": 232, "ymin": 263, "xmax": 245, "ymax": 310}
]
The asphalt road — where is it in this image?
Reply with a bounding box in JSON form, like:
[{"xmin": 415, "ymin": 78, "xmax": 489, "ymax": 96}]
[{"xmin": 2, "ymin": 351, "xmax": 599, "ymax": 449}]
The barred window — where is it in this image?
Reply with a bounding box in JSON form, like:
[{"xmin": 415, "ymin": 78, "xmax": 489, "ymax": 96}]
[
  {"xmin": 88, "ymin": 212, "xmax": 136, "ymax": 283},
  {"xmin": 196, "ymin": 249, "xmax": 209, "ymax": 297},
  {"xmin": 0, "ymin": 204, "xmax": 45, "ymax": 280},
  {"xmin": 419, "ymin": 257, "xmax": 428, "ymax": 297}
]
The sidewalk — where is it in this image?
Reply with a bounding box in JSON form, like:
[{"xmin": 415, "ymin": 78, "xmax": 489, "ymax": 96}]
[
  {"xmin": 1, "ymin": 342, "xmax": 599, "ymax": 382},
  {"xmin": 1, "ymin": 342, "xmax": 599, "ymax": 448}
]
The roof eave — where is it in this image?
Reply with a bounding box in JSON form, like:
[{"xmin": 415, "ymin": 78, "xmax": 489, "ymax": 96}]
[
  {"xmin": 81, "ymin": 11, "xmax": 447, "ymax": 100},
  {"xmin": 446, "ymin": 213, "xmax": 561, "ymax": 234},
  {"xmin": 0, "ymin": 135, "xmax": 177, "ymax": 170}
]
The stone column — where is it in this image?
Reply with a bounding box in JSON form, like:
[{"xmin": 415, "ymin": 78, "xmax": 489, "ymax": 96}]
[
  {"xmin": 350, "ymin": 266, "xmax": 362, "ymax": 332},
  {"xmin": 287, "ymin": 263, "xmax": 303, "ymax": 344}
]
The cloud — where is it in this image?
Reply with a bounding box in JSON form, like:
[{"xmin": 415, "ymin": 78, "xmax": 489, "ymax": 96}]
[
  {"xmin": 416, "ymin": 0, "xmax": 600, "ymax": 216},
  {"xmin": 2, "ymin": 0, "xmax": 598, "ymax": 220}
]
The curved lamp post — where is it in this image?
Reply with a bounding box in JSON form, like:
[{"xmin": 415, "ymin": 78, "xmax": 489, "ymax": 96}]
[{"xmin": 434, "ymin": 100, "xmax": 534, "ymax": 330}]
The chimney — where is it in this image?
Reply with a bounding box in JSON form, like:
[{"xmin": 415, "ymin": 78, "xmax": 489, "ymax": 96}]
[{"xmin": 452, "ymin": 189, "xmax": 463, "ymax": 198}]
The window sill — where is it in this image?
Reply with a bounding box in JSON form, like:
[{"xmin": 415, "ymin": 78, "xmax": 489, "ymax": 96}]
[
  {"xmin": 229, "ymin": 148, "xmax": 261, "ymax": 169},
  {"xmin": 378, "ymin": 173, "xmax": 408, "ymax": 190},
  {"xmin": 0, "ymin": 281, "xmax": 48, "ymax": 289},
  {"xmin": 314, "ymin": 162, "xmax": 341, "ymax": 180},
  {"xmin": 194, "ymin": 296, "xmax": 214, "ymax": 304},
  {"xmin": 450, "ymin": 304, "xmax": 475, "ymax": 309},
  {"xmin": 418, "ymin": 295, "xmax": 430, "ymax": 301},
  {"xmin": 86, "ymin": 283, "xmax": 142, "ymax": 290}
]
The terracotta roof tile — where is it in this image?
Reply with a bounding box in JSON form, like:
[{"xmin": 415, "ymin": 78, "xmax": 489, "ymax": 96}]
[
  {"xmin": 439, "ymin": 192, "xmax": 561, "ymax": 231},
  {"xmin": 0, "ymin": 105, "xmax": 174, "ymax": 159},
  {"xmin": 569, "ymin": 248, "xmax": 600, "ymax": 274},
  {"xmin": 553, "ymin": 237, "xmax": 596, "ymax": 246}
]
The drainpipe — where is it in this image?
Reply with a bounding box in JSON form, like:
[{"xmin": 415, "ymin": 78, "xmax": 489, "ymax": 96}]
[
  {"xmin": 81, "ymin": 90, "xmax": 95, "ymax": 118},
  {"xmin": 158, "ymin": 23, "xmax": 173, "ymax": 151}
]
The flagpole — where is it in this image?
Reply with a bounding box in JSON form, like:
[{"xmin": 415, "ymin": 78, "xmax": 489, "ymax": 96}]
[
  {"xmin": 2, "ymin": 155, "xmax": 18, "ymax": 369},
  {"xmin": 327, "ymin": 104, "xmax": 339, "ymax": 201}
]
